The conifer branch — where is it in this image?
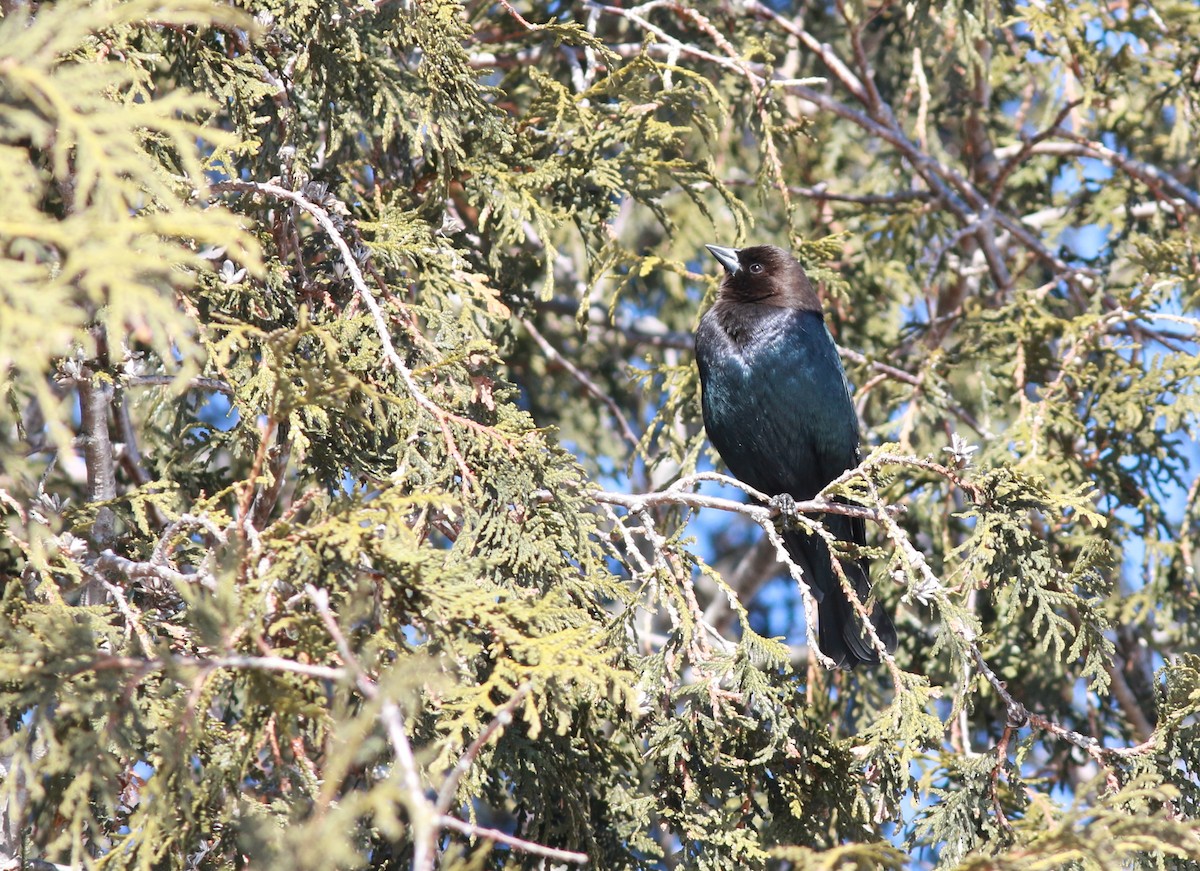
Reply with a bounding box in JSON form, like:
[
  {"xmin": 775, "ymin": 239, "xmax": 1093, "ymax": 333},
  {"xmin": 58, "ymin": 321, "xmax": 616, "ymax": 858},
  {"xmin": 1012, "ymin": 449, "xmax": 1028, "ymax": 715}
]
[
  {"xmin": 302, "ymin": 586, "xmax": 577, "ymax": 867},
  {"xmin": 304, "ymin": 585, "xmax": 437, "ymax": 870},
  {"xmin": 718, "ymin": 178, "xmax": 930, "ymax": 206},
  {"xmin": 595, "ymin": 471, "xmax": 890, "ymax": 669},
  {"xmin": 970, "ymin": 646, "xmax": 1158, "ymax": 764},
  {"xmin": 74, "ymin": 653, "xmax": 347, "ymax": 683},
  {"xmin": 642, "ymin": 0, "xmax": 1094, "ymax": 292},
  {"xmin": 602, "ymin": 462, "xmax": 1164, "ymax": 763},
  {"xmin": 6, "ymin": 2, "xmax": 1199, "ymax": 863},
  {"xmin": 212, "ymin": 179, "xmax": 480, "ymax": 491},
  {"xmin": 1046, "ymin": 131, "xmax": 1200, "ymax": 215}
]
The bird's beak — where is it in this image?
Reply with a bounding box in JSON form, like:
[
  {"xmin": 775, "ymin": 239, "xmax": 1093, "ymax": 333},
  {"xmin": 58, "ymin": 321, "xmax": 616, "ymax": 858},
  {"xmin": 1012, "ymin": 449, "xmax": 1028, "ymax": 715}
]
[{"xmin": 705, "ymin": 244, "xmax": 741, "ymax": 276}]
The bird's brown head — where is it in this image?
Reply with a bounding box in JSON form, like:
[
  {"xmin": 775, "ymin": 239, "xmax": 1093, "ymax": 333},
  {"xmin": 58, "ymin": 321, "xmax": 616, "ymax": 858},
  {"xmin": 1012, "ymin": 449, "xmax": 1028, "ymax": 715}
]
[{"xmin": 705, "ymin": 244, "xmax": 822, "ymax": 311}]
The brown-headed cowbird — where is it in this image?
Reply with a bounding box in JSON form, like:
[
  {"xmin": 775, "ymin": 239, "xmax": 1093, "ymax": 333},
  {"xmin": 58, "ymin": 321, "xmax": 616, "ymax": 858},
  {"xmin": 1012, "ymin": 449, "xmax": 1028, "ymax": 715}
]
[{"xmin": 696, "ymin": 243, "xmax": 897, "ymax": 667}]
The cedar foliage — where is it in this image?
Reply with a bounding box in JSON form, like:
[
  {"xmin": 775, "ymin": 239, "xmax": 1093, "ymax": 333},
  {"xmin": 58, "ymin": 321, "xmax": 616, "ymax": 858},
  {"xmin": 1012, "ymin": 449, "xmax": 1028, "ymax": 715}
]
[{"xmin": 1, "ymin": 0, "xmax": 1199, "ymax": 869}]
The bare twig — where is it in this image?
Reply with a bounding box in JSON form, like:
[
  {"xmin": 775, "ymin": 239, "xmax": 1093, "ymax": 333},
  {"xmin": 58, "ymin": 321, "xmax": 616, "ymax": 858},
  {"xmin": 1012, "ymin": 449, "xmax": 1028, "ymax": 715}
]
[
  {"xmin": 495, "ymin": 0, "xmax": 542, "ymax": 31},
  {"xmin": 125, "ymin": 374, "xmax": 236, "ymax": 396},
  {"xmin": 96, "ymin": 549, "xmax": 216, "ymax": 591},
  {"xmin": 520, "ymin": 317, "xmax": 641, "ymax": 451},
  {"xmin": 601, "ymin": 462, "xmax": 1159, "ymax": 762},
  {"xmin": 434, "ymin": 683, "xmax": 531, "ymax": 816},
  {"xmin": 435, "ymin": 816, "xmax": 588, "ymax": 865},
  {"xmin": 71, "ymin": 652, "xmax": 346, "ymax": 683},
  {"xmin": 594, "ymin": 471, "xmax": 883, "ymax": 669},
  {"xmin": 744, "ymin": 0, "xmax": 869, "ymax": 104}
]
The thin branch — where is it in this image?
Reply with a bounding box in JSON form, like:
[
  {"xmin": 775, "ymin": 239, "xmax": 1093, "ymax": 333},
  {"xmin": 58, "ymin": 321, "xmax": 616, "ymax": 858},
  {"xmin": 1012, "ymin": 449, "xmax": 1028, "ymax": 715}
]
[
  {"xmin": 201, "ymin": 655, "xmax": 346, "ymax": 681},
  {"xmin": 584, "ymin": 1, "xmax": 792, "ymax": 208},
  {"xmin": 434, "ymin": 683, "xmax": 532, "ymax": 817},
  {"xmin": 720, "ymin": 178, "xmax": 930, "ymax": 206},
  {"xmin": 124, "ymin": 374, "xmax": 236, "ymax": 395},
  {"xmin": 495, "ymin": 0, "xmax": 543, "ymax": 31},
  {"xmin": 72, "ymin": 652, "xmax": 347, "ymax": 683},
  {"xmin": 988, "ymin": 99, "xmax": 1082, "ymax": 206},
  {"xmin": 96, "ymin": 549, "xmax": 217, "ymax": 591},
  {"xmin": 1104, "ymin": 659, "xmax": 1155, "ymax": 744},
  {"xmin": 435, "ymin": 816, "xmax": 588, "ymax": 865},
  {"xmin": 237, "ymin": 415, "xmax": 276, "ymax": 532},
  {"xmin": 834, "ymin": 0, "xmax": 884, "ymax": 111},
  {"xmin": 603, "ymin": 469, "xmax": 1158, "ymax": 756},
  {"xmin": 114, "ymin": 390, "xmax": 152, "ymax": 487},
  {"xmin": 744, "ymin": 0, "xmax": 869, "ymax": 104},
  {"xmin": 520, "ymin": 317, "xmax": 641, "ymax": 451},
  {"xmin": 1049, "ymin": 130, "xmax": 1200, "ymax": 215},
  {"xmin": 95, "ymin": 577, "xmax": 155, "ymax": 655},
  {"xmin": 594, "ymin": 471, "xmax": 889, "ymax": 670},
  {"xmin": 754, "ymin": 508, "xmax": 840, "ymax": 669},
  {"xmin": 304, "ymin": 601, "xmax": 583, "ymax": 866},
  {"xmin": 970, "ymin": 647, "xmax": 1156, "ymax": 762},
  {"xmin": 592, "ymin": 479, "xmax": 888, "ymax": 525},
  {"xmin": 536, "ymin": 298, "xmax": 692, "ymax": 350}
]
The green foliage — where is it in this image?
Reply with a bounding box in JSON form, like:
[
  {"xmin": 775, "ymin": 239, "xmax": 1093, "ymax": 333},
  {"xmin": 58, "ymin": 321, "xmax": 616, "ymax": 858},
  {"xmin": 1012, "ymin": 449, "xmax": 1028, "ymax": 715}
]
[{"xmin": 2, "ymin": 0, "xmax": 1199, "ymax": 868}]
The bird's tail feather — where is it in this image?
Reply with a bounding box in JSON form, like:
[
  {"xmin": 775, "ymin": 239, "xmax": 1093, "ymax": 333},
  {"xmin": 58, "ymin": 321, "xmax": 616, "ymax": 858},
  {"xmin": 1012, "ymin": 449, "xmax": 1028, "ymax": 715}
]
[{"xmin": 783, "ymin": 526, "xmax": 897, "ymax": 668}]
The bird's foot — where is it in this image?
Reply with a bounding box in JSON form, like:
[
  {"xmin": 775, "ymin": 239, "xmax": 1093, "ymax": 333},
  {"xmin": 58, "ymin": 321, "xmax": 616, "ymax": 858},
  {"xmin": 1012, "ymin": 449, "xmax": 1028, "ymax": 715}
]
[{"xmin": 770, "ymin": 493, "xmax": 798, "ymax": 524}]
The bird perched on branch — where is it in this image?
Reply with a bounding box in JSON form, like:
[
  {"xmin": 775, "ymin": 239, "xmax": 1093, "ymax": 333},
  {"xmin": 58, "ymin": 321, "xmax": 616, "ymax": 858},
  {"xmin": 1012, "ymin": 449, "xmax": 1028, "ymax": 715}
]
[{"xmin": 695, "ymin": 243, "xmax": 897, "ymax": 668}]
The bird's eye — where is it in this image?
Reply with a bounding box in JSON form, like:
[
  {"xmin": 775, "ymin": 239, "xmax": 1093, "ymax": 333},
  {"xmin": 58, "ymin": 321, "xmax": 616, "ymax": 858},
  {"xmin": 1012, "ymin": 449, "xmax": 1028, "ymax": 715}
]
[{"xmin": 748, "ymin": 262, "xmax": 764, "ymax": 274}]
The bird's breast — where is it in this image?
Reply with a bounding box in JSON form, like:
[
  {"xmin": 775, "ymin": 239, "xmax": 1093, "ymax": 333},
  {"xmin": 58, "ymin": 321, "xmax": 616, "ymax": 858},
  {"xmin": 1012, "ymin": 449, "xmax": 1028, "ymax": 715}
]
[{"xmin": 695, "ymin": 306, "xmax": 858, "ymax": 498}]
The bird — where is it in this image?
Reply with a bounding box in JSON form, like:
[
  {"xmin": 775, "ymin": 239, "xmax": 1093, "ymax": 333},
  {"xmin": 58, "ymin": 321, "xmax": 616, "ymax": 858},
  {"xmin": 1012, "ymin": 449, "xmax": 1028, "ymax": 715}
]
[{"xmin": 695, "ymin": 243, "xmax": 897, "ymax": 668}]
